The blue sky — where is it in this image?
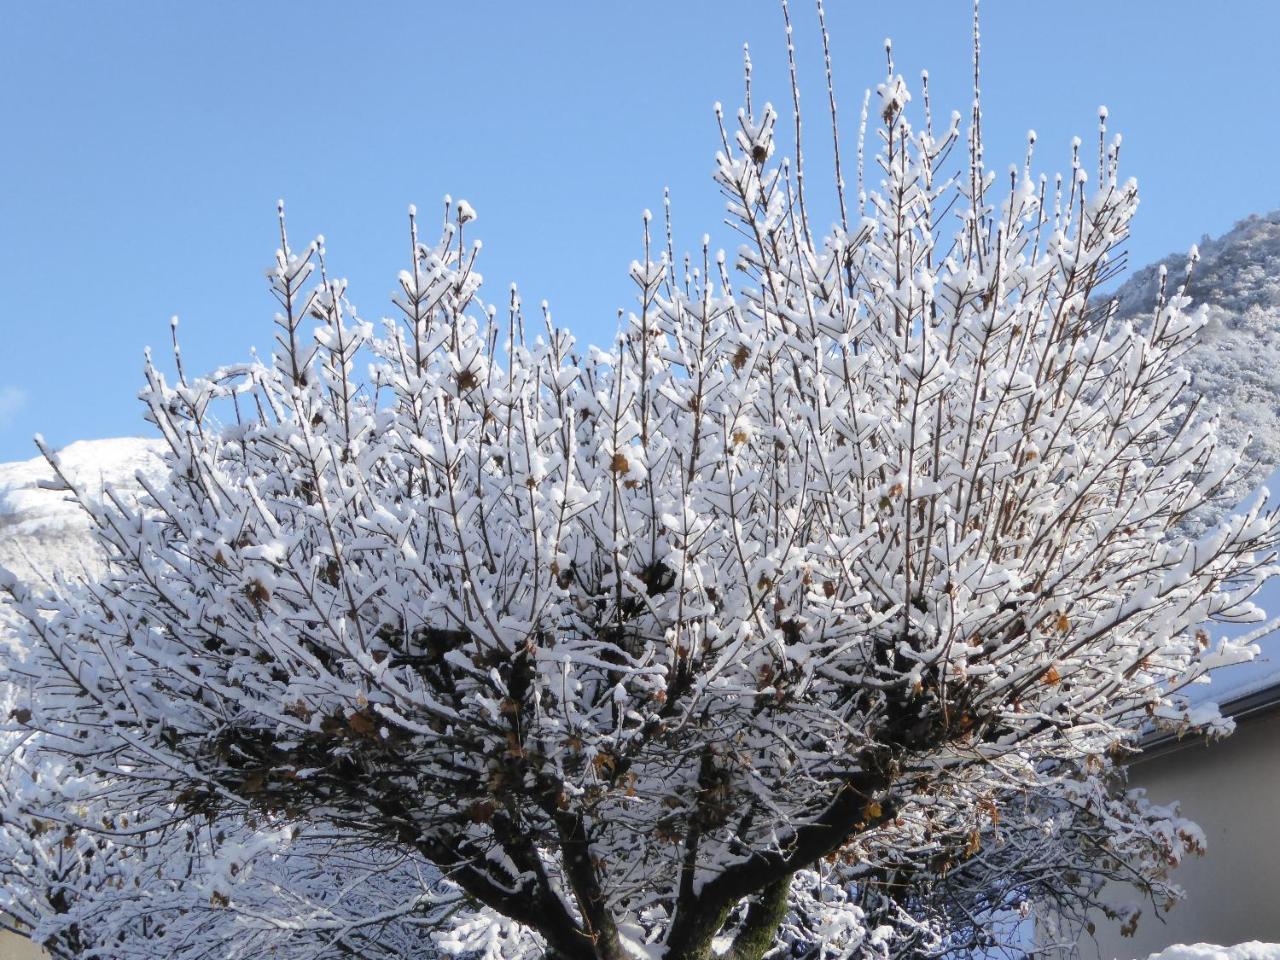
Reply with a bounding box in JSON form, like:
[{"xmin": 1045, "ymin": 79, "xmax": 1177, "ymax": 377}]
[{"xmin": 3, "ymin": 1, "xmax": 1279, "ymax": 462}]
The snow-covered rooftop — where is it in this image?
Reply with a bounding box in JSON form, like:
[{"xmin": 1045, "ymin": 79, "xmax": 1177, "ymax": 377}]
[
  {"xmin": 1145, "ymin": 944, "xmax": 1280, "ymax": 960},
  {"xmin": 1182, "ymin": 493, "xmax": 1280, "ymax": 711}
]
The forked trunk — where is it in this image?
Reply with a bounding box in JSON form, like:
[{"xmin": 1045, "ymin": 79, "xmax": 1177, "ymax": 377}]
[{"xmin": 664, "ymin": 874, "xmax": 793, "ymax": 960}]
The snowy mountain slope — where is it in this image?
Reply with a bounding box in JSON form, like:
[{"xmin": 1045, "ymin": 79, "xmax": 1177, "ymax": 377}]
[
  {"xmin": 1112, "ymin": 211, "xmax": 1280, "ymax": 520},
  {"xmin": 1107, "ymin": 212, "xmax": 1280, "ymax": 709},
  {"xmin": 0, "ymin": 437, "xmax": 164, "ymax": 717},
  {"xmin": 0, "ymin": 437, "xmax": 164, "ymax": 585}
]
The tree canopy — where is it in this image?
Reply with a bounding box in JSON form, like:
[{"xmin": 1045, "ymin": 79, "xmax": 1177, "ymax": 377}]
[{"xmin": 3, "ymin": 10, "xmax": 1277, "ymax": 960}]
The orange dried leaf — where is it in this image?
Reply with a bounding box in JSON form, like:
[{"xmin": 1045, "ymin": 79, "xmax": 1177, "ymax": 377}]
[
  {"xmin": 467, "ymin": 800, "xmax": 496, "ymax": 824},
  {"xmin": 965, "ymin": 828, "xmax": 981, "ymax": 857},
  {"xmin": 347, "ymin": 710, "xmax": 377, "ymax": 736}
]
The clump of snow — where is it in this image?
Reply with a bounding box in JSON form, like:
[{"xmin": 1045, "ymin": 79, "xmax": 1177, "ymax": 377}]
[
  {"xmin": 1144, "ymin": 944, "xmax": 1280, "ymax": 960},
  {"xmin": 0, "ymin": 437, "xmax": 164, "ymax": 583}
]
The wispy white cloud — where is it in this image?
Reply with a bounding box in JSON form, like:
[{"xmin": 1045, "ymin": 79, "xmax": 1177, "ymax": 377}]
[{"xmin": 0, "ymin": 386, "xmax": 27, "ymax": 428}]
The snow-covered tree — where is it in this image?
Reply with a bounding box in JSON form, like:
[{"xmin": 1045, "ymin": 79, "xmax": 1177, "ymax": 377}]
[{"xmin": 4, "ymin": 10, "xmax": 1278, "ymax": 960}]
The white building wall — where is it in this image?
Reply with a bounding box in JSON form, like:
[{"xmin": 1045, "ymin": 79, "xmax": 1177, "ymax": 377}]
[
  {"xmin": 0, "ymin": 929, "xmax": 43, "ymax": 960},
  {"xmin": 1084, "ymin": 710, "xmax": 1280, "ymax": 958}
]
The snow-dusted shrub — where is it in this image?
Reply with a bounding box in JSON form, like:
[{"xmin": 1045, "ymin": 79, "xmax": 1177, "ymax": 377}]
[{"xmin": 3, "ymin": 13, "xmax": 1277, "ymax": 960}]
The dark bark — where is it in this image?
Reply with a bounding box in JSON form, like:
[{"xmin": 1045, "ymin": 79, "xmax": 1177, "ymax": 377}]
[
  {"xmin": 727, "ymin": 874, "xmax": 793, "ymax": 960},
  {"xmin": 554, "ymin": 811, "xmax": 629, "ymax": 960},
  {"xmin": 661, "ymin": 873, "xmax": 794, "ymax": 960},
  {"xmin": 664, "ymin": 759, "xmax": 894, "ymax": 960},
  {"xmin": 663, "ymin": 899, "xmax": 738, "ymax": 960}
]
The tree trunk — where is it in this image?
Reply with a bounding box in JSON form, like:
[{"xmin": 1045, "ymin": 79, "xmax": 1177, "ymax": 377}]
[
  {"xmin": 726, "ymin": 874, "xmax": 792, "ymax": 960},
  {"xmin": 664, "ymin": 874, "xmax": 793, "ymax": 960},
  {"xmin": 663, "ymin": 901, "xmax": 737, "ymax": 960}
]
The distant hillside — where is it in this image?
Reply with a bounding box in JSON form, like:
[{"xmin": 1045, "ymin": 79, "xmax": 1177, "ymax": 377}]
[
  {"xmin": 0, "ymin": 437, "xmax": 164, "ymax": 585},
  {"xmin": 1111, "ymin": 211, "xmax": 1280, "ymax": 523}
]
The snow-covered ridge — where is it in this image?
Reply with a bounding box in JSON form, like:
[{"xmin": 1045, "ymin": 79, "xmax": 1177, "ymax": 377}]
[
  {"xmin": 0, "ymin": 437, "xmax": 164, "ymax": 583},
  {"xmin": 1105, "ymin": 211, "xmax": 1280, "ymax": 709},
  {"xmin": 1113, "ymin": 211, "xmax": 1280, "ymax": 519}
]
